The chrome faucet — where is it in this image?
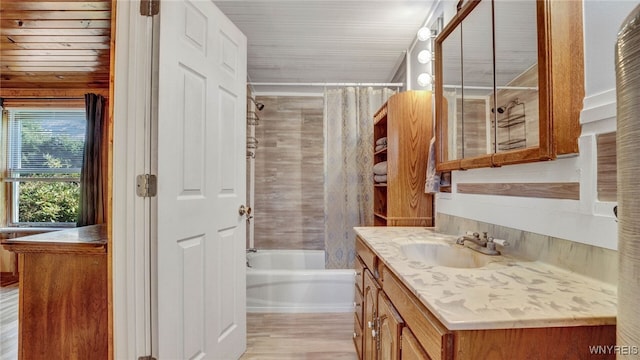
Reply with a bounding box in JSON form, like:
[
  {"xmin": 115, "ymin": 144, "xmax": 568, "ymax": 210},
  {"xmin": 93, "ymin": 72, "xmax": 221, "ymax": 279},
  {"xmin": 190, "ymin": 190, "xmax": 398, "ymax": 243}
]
[{"xmin": 456, "ymin": 232, "xmax": 501, "ymax": 256}]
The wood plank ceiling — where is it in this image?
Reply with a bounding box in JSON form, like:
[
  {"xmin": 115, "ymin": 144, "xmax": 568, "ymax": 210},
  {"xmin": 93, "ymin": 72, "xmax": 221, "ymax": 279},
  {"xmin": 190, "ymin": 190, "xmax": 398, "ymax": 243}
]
[{"xmin": 0, "ymin": 0, "xmax": 112, "ymax": 97}]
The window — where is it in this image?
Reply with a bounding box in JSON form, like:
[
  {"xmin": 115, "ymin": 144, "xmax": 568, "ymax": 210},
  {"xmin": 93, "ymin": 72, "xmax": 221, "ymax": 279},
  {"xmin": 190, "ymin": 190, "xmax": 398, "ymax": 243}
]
[{"xmin": 5, "ymin": 109, "xmax": 86, "ymax": 226}]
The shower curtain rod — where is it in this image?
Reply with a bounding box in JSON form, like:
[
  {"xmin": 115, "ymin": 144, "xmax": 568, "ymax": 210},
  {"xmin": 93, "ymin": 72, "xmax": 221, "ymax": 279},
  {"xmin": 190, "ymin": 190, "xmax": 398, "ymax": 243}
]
[{"xmin": 249, "ymin": 82, "xmax": 404, "ymax": 87}]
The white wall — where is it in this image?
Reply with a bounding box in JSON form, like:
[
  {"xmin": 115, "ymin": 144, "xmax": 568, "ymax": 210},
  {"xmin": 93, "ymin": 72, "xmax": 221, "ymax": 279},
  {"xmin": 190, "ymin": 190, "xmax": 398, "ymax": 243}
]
[{"xmin": 435, "ymin": 1, "xmax": 638, "ymax": 250}]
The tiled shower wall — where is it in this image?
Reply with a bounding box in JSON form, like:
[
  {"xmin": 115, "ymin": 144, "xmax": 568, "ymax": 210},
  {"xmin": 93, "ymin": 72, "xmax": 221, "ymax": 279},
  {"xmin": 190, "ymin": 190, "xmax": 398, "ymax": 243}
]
[{"xmin": 253, "ymin": 96, "xmax": 325, "ymax": 250}]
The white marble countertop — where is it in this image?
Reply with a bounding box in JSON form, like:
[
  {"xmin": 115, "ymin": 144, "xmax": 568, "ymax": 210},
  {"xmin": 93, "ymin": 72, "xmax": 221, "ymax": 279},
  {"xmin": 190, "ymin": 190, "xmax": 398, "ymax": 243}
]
[{"xmin": 354, "ymin": 226, "xmax": 617, "ymax": 331}]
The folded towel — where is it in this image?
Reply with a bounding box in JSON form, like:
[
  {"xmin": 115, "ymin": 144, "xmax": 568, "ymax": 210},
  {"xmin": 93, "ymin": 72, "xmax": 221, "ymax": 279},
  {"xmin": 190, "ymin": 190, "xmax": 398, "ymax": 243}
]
[
  {"xmin": 425, "ymin": 137, "xmax": 441, "ymax": 193},
  {"xmin": 375, "ymin": 144, "xmax": 386, "ymax": 152},
  {"xmin": 373, "ymin": 161, "xmax": 387, "ymax": 175},
  {"xmin": 375, "ymin": 137, "xmax": 387, "ymax": 146},
  {"xmin": 374, "ymin": 174, "xmax": 387, "ymax": 183}
]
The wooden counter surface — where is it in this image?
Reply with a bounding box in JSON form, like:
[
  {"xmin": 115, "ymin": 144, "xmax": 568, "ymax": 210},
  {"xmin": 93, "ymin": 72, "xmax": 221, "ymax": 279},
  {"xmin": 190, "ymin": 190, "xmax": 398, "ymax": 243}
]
[
  {"xmin": 1, "ymin": 224, "xmax": 107, "ymax": 254},
  {"xmin": 1, "ymin": 224, "xmax": 108, "ymax": 360}
]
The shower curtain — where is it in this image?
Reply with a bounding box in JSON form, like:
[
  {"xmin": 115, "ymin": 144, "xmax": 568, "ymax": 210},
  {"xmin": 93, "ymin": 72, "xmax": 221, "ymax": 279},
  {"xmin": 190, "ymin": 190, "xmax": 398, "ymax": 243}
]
[{"xmin": 324, "ymin": 87, "xmax": 395, "ymax": 269}]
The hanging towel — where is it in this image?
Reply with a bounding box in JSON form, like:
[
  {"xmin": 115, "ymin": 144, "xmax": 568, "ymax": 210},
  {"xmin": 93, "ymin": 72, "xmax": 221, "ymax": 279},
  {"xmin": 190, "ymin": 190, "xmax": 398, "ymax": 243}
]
[
  {"xmin": 425, "ymin": 137, "xmax": 441, "ymax": 193},
  {"xmin": 373, "ymin": 161, "xmax": 387, "ymax": 175}
]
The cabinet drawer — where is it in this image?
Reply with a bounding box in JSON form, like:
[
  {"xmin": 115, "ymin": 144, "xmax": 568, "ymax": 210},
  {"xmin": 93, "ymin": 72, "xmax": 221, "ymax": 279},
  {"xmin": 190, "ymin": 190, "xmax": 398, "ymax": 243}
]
[
  {"xmin": 355, "ymin": 256, "xmax": 364, "ymax": 293},
  {"xmin": 354, "ymin": 287, "xmax": 363, "ymax": 327},
  {"xmin": 356, "ymin": 236, "xmax": 377, "ymax": 275},
  {"xmin": 353, "ymin": 314, "xmax": 363, "ymax": 359},
  {"xmin": 381, "ymin": 266, "xmax": 452, "ymax": 360}
]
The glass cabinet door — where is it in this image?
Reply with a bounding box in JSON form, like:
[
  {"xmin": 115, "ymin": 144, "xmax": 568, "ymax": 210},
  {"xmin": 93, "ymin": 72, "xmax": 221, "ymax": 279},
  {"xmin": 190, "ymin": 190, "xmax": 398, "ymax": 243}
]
[
  {"xmin": 439, "ymin": 24, "xmax": 462, "ymax": 161},
  {"xmin": 460, "ymin": 0, "xmax": 494, "ymax": 158},
  {"xmin": 493, "ymin": 0, "xmax": 539, "ymax": 153}
]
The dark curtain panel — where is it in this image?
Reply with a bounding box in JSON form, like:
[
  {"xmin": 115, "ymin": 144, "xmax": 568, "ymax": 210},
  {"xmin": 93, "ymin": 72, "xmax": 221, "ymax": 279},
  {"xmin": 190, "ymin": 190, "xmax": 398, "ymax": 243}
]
[{"xmin": 77, "ymin": 93, "xmax": 106, "ymax": 226}]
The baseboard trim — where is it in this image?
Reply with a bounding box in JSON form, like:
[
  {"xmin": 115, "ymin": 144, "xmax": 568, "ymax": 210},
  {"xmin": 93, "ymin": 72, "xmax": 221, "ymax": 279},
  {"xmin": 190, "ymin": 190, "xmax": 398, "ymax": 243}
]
[{"xmin": 0, "ymin": 272, "xmax": 19, "ymax": 287}]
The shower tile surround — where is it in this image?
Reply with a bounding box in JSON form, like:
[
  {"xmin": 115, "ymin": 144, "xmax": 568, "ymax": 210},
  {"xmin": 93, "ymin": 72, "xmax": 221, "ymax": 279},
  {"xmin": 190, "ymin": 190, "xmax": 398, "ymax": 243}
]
[
  {"xmin": 253, "ymin": 96, "xmax": 325, "ymax": 250},
  {"xmin": 435, "ymin": 213, "xmax": 618, "ymax": 285}
]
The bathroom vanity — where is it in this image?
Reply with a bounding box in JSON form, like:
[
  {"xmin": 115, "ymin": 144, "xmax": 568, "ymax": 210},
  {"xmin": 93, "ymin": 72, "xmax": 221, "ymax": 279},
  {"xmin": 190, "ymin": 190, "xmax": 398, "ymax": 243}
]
[{"xmin": 352, "ymin": 227, "xmax": 616, "ymax": 360}]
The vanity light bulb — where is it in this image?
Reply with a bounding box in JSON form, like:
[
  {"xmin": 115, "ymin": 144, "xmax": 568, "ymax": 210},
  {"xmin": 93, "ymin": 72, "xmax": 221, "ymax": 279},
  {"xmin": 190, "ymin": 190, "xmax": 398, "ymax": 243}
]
[
  {"xmin": 417, "ymin": 27, "xmax": 432, "ymax": 42},
  {"xmin": 417, "ymin": 73, "xmax": 432, "ymax": 87},
  {"xmin": 417, "ymin": 50, "xmax": 432, "ymax": 64}
]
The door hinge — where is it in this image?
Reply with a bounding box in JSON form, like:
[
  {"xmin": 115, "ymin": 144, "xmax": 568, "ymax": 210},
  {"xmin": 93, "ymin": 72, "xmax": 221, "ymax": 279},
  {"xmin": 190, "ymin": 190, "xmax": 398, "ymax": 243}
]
[
  {"xmin": 140, "ymin": 0, "xmax": 159, "ymax": 16},
  {"xmin": 136, "ymin": 174, "xmax": 157, "ymax": 197},
  {"xmin": 138, "ymin": 356, "xmax": 157, "ymax": 360}
]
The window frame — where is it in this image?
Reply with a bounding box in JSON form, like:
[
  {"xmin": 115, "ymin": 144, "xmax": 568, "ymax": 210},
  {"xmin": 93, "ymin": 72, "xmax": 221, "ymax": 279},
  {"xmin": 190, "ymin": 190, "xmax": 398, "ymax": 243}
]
[{"xmin": 2, "ymin": 105, "xmax": 86, "ymax": 228}]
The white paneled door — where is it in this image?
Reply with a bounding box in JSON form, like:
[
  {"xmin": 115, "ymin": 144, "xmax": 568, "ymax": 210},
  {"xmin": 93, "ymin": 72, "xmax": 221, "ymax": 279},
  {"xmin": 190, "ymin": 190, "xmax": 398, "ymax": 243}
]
[{"xmin": 156, "ymin": 0, "xmax": 247, "ymax": 359}]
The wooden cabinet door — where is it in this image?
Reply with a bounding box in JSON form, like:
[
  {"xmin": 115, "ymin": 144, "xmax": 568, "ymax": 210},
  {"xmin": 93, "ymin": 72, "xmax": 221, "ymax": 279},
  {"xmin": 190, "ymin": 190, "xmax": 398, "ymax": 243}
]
[
  {"xmin": 401, "ymin": 327, "xmax": 431, "ymax": 360},
  {"xmin": 363, "ymin": 269, "xmax": 380, "ymax": 360},
  {"xmin": 378, "ymin": 292, "xmax": 404, "ymax": 360},
  {"xmin": 354, "ymin": 314, "xmax": 364, "ymax": 359}
]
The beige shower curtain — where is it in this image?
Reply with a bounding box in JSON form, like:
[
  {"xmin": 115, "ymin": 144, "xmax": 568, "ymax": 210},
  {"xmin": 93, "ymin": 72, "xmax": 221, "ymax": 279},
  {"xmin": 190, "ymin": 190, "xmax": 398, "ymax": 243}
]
[{"xmin": 324, "ymin": 87, "xmax": 395, "ymax": 269}]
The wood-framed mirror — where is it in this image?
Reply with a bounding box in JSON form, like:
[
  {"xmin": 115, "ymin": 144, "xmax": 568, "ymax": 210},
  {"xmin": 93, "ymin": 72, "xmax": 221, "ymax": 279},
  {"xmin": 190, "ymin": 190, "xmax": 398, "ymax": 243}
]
[{"xmin": 435, "ymin": 0, "xmax": 584, "ymax": 171}]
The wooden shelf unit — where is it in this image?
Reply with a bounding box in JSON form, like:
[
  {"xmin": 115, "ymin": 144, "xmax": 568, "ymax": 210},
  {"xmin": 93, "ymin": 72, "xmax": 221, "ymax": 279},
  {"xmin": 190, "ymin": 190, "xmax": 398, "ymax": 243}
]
[{"xmin": 372, "ymin": 90, "xmax": 433, "ymax": 227}]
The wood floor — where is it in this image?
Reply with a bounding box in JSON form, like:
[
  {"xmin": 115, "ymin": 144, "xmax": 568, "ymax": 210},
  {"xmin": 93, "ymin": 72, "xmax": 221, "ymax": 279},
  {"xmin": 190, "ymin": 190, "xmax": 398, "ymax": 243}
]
[
  {"xmin": 241, "ymin": 313, "xmax": 358, "ymax": 360},
  {"xmin": 0, "ymin": 286, "xmax": 357, "ymax": 360},
  {"xmin": 0, "ymin": 284, "xmax": 18, "ymax": 360}
]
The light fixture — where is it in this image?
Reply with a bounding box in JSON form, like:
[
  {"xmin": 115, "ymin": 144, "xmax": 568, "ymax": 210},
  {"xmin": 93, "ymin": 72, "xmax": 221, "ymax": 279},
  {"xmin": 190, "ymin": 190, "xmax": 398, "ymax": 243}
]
[
  {"xmin": 417, "ymin": 27, "xmax": 432, "ymax": 42},
  {"xmin": 417, "ymin": 50, "xmax": 432, "ymax": 64},
  {"xmin": 417, "ymin": 73, "xmax": 433, "ymax": 87}
]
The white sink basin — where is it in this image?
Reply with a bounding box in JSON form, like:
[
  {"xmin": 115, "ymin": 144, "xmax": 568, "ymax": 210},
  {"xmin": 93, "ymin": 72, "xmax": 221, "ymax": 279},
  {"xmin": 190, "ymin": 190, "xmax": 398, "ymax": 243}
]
[{"xmin": 400, "ymin": 242, "xmax": 494, "ymax": 268}]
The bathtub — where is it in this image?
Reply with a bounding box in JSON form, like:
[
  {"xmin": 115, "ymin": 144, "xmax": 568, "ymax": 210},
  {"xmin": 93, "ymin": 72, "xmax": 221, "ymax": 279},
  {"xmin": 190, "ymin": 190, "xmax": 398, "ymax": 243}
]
[{"xmin": 246, "ymin": 250, "xmax": 355, "ymax": 313}]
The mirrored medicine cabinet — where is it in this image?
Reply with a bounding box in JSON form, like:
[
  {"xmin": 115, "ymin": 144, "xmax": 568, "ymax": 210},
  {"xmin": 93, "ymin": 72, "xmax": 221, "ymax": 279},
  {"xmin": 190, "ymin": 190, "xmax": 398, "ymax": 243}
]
[{"xmin": 435, "ymin": 0, "xmax": 584, "ymax": 171}]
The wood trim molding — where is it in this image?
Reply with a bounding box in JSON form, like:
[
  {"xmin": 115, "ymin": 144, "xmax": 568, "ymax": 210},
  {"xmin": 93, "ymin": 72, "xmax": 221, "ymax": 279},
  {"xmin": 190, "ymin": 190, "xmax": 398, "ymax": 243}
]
[
  {"xmin": 456, "ymin": 182, "xmax": 580, "ymax": 200},
  {"xmin": 111, "ymin": 1, "xmax": 154, "ymax": 357},
  {"xmin": 0, "ymin": 88, "xmax": 109, "ymax": 99},
  {"xmin": 1, "ymin": 97, "xmax": 85, "ymax": 108},
  {"xmin": 596, "ymin": 132, "xmax": 617, "ymax": 202},
  {"xmin": 2, "ymin": 243, "xmax": 106, "ymax": 254},
  {"xmin": 0, "ymin": 271, "xmax": 19, "ymax": 287}
]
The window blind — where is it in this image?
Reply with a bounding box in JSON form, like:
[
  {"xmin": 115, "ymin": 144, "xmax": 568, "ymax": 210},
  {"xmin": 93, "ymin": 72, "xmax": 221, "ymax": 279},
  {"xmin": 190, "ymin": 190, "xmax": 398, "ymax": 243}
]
[{"xmin": 7, "ymin": 109, "xmax": 86, "ymax": 178}]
